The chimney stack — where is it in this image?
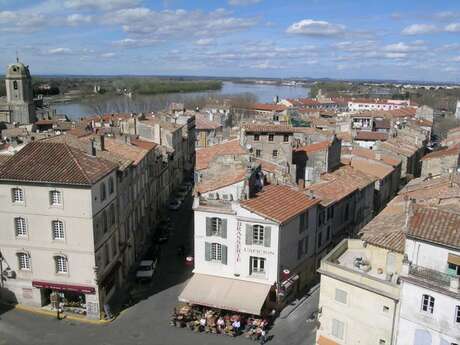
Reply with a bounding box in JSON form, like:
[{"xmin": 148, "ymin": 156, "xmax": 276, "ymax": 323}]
[
  {"xmin": 298, "ymin": 178, "xmax": 305, "ymax": 190},
  {"xmin": 94, "ymin": 134, "xmax": 105, "ymax": 151}
]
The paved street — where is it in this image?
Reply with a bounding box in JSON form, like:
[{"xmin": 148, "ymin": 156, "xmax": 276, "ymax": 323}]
[{"xmin": 0, "ymin": 197, "xmax": 318, "ymax": 345}]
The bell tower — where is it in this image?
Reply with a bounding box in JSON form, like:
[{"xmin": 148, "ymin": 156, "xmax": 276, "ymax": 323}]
[{"xmin": 5, "ymin": 60, "xmax": 35, "ymax": 124}]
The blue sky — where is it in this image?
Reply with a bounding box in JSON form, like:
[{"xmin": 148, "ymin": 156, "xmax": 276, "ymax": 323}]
[{"xmin": 0, "ymin": 0, "xmax": 459, "ymax": 81}]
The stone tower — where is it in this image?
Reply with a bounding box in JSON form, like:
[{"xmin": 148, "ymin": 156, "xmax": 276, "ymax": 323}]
[
  {"xmin": 5, "ymin": 60, "xmax": 35, "ymax": 124},
  {"xmin": 455, "ymin": 100, "xmax": 460, "ymax": 120}
]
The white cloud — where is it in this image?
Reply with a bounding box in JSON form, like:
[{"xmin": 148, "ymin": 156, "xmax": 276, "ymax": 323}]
[
  {"xmin": 101, "ymin": 52, "xmax": 116, "ymax": 58},
  {"xmin": 383, "ymin": 42, "xmax": 426, "ymax": 53},
  {"xmin": 286, "ymin": 19, "xmax": 345, "ymax": 36},
  {"xmin": 250, "ymin": 61, "xmax": 283, "ymax": 69},
  {"xmin": 402, "ymin": 24, "xmax": 438, "ymax": 35},
  {"xmin": 64, "ymin": 0, "xmax": 140, "ymax": 11},
  {"xmin": 0, "ymin": 10, "xmax": 47, "ymax": 32},
  {"xmin": 194, "ymin": 38, "xmax": 214, "ymax": 46},
  {"xmin": 48, "ymin": 47, "xmax": 73, "ymax": 55},
  {"xmin": 434, "ymin": 11, "xmax": 460, "ymax": 20},
  {"xmin": 105, "ymin": 8, "xmax": 257, "ymax": 38},
  {"xmin": 113, "ymin": 38, "xmax": 161, "ymax": 48},
  {"xmin": 228, "ymin": 0, "xmax": 261, "ymax": 5},
  {"xmin": 452, "ymin": 56, "xmax": 460, "ymax": 62},
  {"xmin": 445, "ymin": 23, "xmax": 460, "ymax": 32},
  {"xmin": 67, "ymin": 13, "xmax": 92, "ymax": 25},
  {"xmin": 384, "ymin": 52, "xmax": 407, "ymax": 59}
]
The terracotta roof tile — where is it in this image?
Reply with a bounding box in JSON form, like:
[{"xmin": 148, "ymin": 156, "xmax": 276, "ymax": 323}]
[
  {"xmin": 196, "ymin": 169, "xmax": 246, "ymax": 194},
  {"xmin": 252, "ymin": 103, "xmax": 287, "ymax": 112},
  {"xmin": 241, "ymin": 184, "xmax": 319, "ymax": 224},
  {"xmin": 355, "ymin": 131, "xmax": 388, "ymax": 141},
  {"xmin": 243, "ymin": 124, "xmax": 295, "ymax": 133},
  {"xmin": 0, "ymin": 142, "xmax": 116, "ymax": 185},
  {"xmin": 421, "ymin": 146, "xmax": 460, "ymax": 161},
  {"xmin": 348, "ymin": 156, "xmax": 394, "ymax": 179},
  {"xmin": 295, "ymin": 140, "xmax": 330, "ymax": 153},
  {"xmin": 408, "ymin": 206, "xmax": 460, "ymax": 249},
  {"xmin": 308, "ymin": 165, "xmax": 376, "ymax": 206},
  {"xmin": 196, "ymin": 140, "xmax": 247, "ymax": 171},
  {"xmin": 195, "ymin": 113, "xmax": 222, "ymax": 130},
  {"xmin": 130, "ymin": 138, "xmax": 158, "ymax": 150},
  {"xmin": 0, "ymin": 155, "xmax": 11, "ymax": 167}
]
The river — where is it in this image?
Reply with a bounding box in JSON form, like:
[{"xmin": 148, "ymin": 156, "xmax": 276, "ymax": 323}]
[{"xmin": 52, "ymin": 81, "xmax": 310, "ymax": 120}]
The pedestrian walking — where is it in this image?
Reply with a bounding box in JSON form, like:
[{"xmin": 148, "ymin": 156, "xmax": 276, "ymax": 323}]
[{"xmin": 260, "ymin": 329, "xmax": 266, "ymax": 345}]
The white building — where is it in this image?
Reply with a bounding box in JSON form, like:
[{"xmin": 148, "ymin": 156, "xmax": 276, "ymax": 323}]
[
  {"xmin": 0, "ymin": 141, "xmax": 121, "ymax": 319},
  {"xmin": 179, "ymin": 169, "xmax": 319, "ymax": 315},
  {"xmin": 317, "ymin": 239, "xmax": 403, "ymax": 345},
  {"xmin": 396, "ymin": 206, "xmax": 460, "ymax": 345},
  {"xmin": 348, "ymin": 99, "xmax": 410, "ymax": 112}
]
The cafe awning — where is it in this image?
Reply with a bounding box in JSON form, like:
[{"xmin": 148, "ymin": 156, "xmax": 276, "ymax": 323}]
[
  {"xmin": 178, "ymin": 273, "xmax": 271, "ymax": 316},
  {"xmin": 32, "ymin": 280, "xmax": 96, "ymax": 294}
]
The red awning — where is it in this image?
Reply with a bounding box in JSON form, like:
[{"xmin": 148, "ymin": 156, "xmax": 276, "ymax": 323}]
[{"xmin": 32, "ymin": 280, "xmax": 96, "ymax": 294}]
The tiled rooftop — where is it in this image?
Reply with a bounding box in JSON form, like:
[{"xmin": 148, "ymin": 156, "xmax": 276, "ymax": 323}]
[
  {"xmin": 195, "ymin": 139, "xmax": 246, "ymax": 171},
  {"xmin": 408, "ymin": 206, "xmax": 460, "ymax": 249},
  {"xmin": 421, "ymin": 145, "xmax": 460, "ymax": 161},
  {"xmin": 348, "ymin": 156, "xmax": 394, "ymax": 179},
  {"xmin": 242, "ymin": 124, "xmax": 295, "ymax": 133},
  {"xmin": 240, "ymin": 184, "xmax": 319, "ymax": 224},
  {"xmin": 0, "ymin": 142, "xmax": 116, "ymax": 185},
  {"xmin": 195, "ymin": 113, "xmax": 222, "ymax": 130},
  {"xmin": 196, "ymin": 169, "xmax": 246, "ymax": 194},
  {"xmin": 355, "ymin": 131, "xmax": 388, "ymax": 141}
]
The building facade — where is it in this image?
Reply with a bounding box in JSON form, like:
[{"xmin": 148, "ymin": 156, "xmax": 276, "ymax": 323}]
[{"xmin": 0, "ymin": 142, "xmax": 120, "ymax": 319}]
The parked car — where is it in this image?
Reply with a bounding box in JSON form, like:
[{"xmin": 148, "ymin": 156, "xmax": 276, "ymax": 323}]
[
  {"xmin": 136, "ymin": 259, "xmax": 157, "ymax": 282},
  {"xmin": 168, "ymin": 199, "xmax": 182, "ymax": 210}
]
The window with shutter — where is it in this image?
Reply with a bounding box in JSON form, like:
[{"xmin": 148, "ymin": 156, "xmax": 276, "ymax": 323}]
[
  {"xmin": 17, "ymin": 252, "xmax": 31, "ymax": 270},
  {"xmin": 14, "ymin": 217, "xmax": 27, "ymax": 237},
  {"xmin": 245, "ymin": 224, "xmax": 253, "ymax": 245},
  {"xmin": 335, "ymin": 289, "xmax": 347, "ymax": 304},
  {"xmin": 205, "ymin": 242, "xmax": 211, "ymax": 261},
  {"xmin": 264, "ymin": 227, "xmax": 271, "ymax": 247},
  {"xmin": 221, "ymin": 245, "xmax": 228, "ymax": 265},
  {"xmin": 331, "ymin": 319, "xmax": 344, "ymax": 339},
  {"xmin": 253, "ymin": 225, "xmax": 264, "ymax": 245}
]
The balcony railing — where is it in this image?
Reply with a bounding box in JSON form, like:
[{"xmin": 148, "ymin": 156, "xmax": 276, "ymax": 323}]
[{"xmin": 408, "ymin": 264, "xmax": 452, "ymax": 288}]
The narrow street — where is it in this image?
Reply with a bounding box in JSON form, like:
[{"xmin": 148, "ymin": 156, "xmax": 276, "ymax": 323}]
[{"xmin": 0, "ymin": 196, "xmax": 318, "ymax": 345}]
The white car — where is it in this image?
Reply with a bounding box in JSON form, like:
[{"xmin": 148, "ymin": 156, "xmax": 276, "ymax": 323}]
[
  {"xmin": 136, "ymin": 260, "xmax": 157, "ymax": 282},
  {"xmin": 168, "ymin": 199, "xmax": 182, "ymax": 210}
]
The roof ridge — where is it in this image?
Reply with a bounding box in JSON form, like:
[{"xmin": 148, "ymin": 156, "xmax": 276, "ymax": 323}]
[{"xmin": 65, "ymin": 144, "xmax": 91, "ymax": 183}]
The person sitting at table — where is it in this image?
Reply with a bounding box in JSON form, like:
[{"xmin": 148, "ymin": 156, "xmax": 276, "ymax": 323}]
[
  {"xmin": 232, "ymin": 319, "xmax": 241, "ymax": 336},
  {"xmin": 199, "ymin": 317, "xmax": 206, "ymax": 332},
  {"xmin": 217, "ymin": 317, "xmax": 225, "ymax": 333}
]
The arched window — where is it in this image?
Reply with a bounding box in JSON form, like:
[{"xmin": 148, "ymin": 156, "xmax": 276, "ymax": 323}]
[
  {"xmin": 13, "ymin": 80, "xmax": 18, "ymax": 90},
  {"xmin": 211, "ymin": 217, "xmax": 222, "ymax": 235},
  {"xmin": 14, "ymin": 217, "xmax": 27, "ymax": 237},
  {"xmin": 11, "ymin": 188, "xmax": 24, "ymax": 203},
  {"xmin": 54, "ymin": 255, "xmax": 68, "ymax": 273},
  {"xmin": 17, "ymin": 252, "xmax": 31, "ymax": 270},
  {"xmin": 52, "ymin": 220, "xmax": 65, "ymax": 240},
  {"xmin": 253, "ymin": 225, "xmax": 264, "ymax": 245},
  {"xmin": 49, "ymin": 190, "xmax": 62, "ymax": 206}
]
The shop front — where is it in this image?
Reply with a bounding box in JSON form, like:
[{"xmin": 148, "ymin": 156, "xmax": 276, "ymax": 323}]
[{"xmin": 32, "ymin": 280, "xmax": 97, "ymax": 318}]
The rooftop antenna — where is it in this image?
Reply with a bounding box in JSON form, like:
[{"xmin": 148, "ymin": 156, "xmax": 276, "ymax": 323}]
[{"xmin": 16, "ymin": 49, "xmax": 19, "ymax": 63}]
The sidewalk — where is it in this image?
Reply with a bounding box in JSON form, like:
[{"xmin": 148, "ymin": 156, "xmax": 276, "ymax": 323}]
[{"xmin": 1, "ymin": 302, "xmax": 114, "ymax": 325}]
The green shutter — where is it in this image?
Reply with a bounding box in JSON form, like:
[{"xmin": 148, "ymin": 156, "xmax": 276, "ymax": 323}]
[
  {"xmin": 206, "ymin": 217, "xmax": 212, "ymax": 236},
  {"xmin": 221, "ymin": 219, "xmax": 227, "ymax": 239},
  {"xmin": 221, "ymin": 245, "xmax": 228, "ymax": 265},
  {"xmin": 245, "ymin": 224, "xmax": 253, "ymax": 245},
  {"xmin": 205, "ymin": 242, "xmax": 211, "ymax": 261},
  {"xmin": 264, "ymin": 226, "xmax": 271, "ymax": 247}
]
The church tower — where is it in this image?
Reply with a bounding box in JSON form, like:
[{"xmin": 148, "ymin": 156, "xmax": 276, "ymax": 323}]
[{"xmin": 5, "ymin": 60, "xmax": 35, "ymax": 124}]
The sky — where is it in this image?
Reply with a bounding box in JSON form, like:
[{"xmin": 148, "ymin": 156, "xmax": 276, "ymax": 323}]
[{"xmin": 0, "ymin": 0, "xmax": 460, "ymax": 82}]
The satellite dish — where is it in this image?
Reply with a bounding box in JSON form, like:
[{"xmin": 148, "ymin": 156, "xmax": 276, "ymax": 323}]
[{"xmin": 246, "ymin": 144, "xmax": 252, "ymax": 150}]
